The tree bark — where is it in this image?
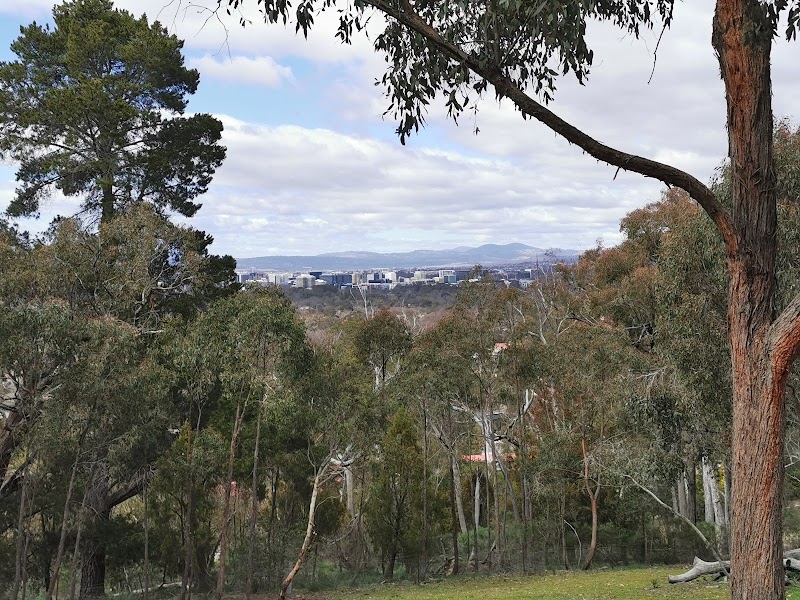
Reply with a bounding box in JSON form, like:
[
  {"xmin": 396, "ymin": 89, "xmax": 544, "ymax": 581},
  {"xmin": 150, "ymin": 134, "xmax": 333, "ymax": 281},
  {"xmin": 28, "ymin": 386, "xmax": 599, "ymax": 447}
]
[
  {"xmin": 449, "ymin": 454, "xmax": 459, "ymax": 575},
  {"xmin": 143, "ymin": 474, "xmax": 150, "ymax": 600},
  {"xmin": 678, "ymin": 470, "xmax": 688, "ymax": 521},
  {"xmin": 79, "ymin": 531, "xmax": 107, "ymax": 599},
  {"xmin": 421, "ymin": 400, "xmax": 429, "ymax": 577},
  {"xmin": 702, "ymin": 457, "xmax": 716, "ymax": 525},
  {"xmin": 581, "ymin": 437, "xmax": 599, "ymax": 570},
  {"xmin": 470, "ymin": 475, "xmax": 480, "ymax": 571},
  {"xmin": 101, "ymin": 181, "xmax": 114, "ymax": 223},
  {"xmin": 686, "ymin": 459, "xmax": 697, "ymax": 524},
  {"xmin": 452, "ymin": 456, "xmax": 468, "ymax": 535},
  {"xmin": 0, "ymin": 410, "xmax": 24, "ymax": 487},
  {"xmin": 712, "ymin": 2, "xmax": 791, "ymax": 599},
  {"xmin": 670, "ymin": 552, "xmax": 800, "ymax": 584},
  {"xmin": 279, "ymin": 461, "xmax": 329, "ymax": 600}
]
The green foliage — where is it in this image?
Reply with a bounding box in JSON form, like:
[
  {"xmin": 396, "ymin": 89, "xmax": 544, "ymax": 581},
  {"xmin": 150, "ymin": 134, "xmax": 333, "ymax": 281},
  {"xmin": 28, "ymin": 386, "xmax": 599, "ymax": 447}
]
[
  {"xmin": 367, "ymin": 0, "xmax": 674, "ymax": 142},
  {"xmin": 366, "ymin": 407, "xmax": 435, "ymax": 578},
  {"xmin": 0, "ymin": 0, "xmax": 225, "ymax": 220},
  {"xmin": 353, "ymin": 307, "xmax": 412, "ymax": 389}
]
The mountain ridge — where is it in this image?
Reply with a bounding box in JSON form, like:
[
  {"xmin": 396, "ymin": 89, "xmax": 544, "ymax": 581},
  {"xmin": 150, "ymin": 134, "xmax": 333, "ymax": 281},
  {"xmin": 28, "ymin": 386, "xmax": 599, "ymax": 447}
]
[{"xmin": 236, "ymin": 243, "xmax": 579, "ymax": 272}]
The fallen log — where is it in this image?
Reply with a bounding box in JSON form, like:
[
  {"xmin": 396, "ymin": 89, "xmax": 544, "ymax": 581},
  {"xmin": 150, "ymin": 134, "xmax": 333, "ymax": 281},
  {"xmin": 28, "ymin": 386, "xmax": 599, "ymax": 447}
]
[
  {"xmin": 669, "ymin": 549, "xmax": 800, "ymax": 584},
  {"xmin": 668, "ymin": 557, "xmax": 730, "ymax": 583},
  {"xmin": 785, "ymin": 557, "xmax": 800, "ymax": 572}
]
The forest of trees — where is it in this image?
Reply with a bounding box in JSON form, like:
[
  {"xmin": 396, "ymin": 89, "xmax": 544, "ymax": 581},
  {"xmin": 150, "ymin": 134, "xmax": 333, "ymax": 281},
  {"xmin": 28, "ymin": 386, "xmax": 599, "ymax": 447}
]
[
  {"xmin": 3, "ymin": 123, "xmax": 800, "ymax": 596},
  {"xmin": 3, "ymin": 1, "xmax": 800, "ymax": 599}
]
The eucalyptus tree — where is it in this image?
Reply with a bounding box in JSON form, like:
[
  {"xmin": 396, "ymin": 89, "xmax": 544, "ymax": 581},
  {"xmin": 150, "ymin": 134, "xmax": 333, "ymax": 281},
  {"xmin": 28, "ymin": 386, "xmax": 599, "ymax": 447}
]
[
  {"xmin": 0, "ymin": 0, "xmax": 225, "ymax": 223},
  {"xmin": 220, "ymin": 0, "xmax": 800, "ymax": 592},
  {"xmin": 549, "ymin": 324, "xmax": 638, "ymax": 569},
  {"xmin": 353, "ymin": 307, "xmax": 412, "ymax": 391},
  {"xmin": 0, "ymin": 206, "xmax": 236, "ymax": 598},
  {"xmin": 155, "ymin": 285, "xmax": 328, "ymax": 598}
]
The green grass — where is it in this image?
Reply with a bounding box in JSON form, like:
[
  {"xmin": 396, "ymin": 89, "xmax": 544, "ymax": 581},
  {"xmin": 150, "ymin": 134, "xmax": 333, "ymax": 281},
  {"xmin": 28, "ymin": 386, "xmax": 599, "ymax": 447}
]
[{"xmin": 329, "ymin": 566, "xmax": 800, "ymax": 600}]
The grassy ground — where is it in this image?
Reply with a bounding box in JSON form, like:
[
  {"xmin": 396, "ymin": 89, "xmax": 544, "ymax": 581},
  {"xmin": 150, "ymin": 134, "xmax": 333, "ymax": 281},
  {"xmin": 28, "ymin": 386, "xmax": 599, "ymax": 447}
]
[{"xmin": 324, "ymin": 566, "xmax": 800, "ymax": 600}]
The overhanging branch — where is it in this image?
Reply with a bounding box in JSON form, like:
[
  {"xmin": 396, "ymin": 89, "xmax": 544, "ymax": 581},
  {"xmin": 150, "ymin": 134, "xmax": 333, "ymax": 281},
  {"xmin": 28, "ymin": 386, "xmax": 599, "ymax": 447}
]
[{"xmin": 367, "ymin": 0, "xmax": 737, "ymax": 255}]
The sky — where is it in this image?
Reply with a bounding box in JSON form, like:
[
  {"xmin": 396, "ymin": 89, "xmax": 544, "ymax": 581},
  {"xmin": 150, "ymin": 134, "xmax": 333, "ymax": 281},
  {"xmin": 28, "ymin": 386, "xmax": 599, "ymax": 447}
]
[{"xmin": 0, "ymin": 1, "xmax": 798, "ymax": 260}]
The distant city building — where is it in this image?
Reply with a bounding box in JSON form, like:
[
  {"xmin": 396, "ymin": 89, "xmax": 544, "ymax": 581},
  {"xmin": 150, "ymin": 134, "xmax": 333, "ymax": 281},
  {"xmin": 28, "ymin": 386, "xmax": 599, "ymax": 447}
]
[
  {"xmin": 237, "ymin": 271, "xmax": 260, "ymax": 284},
  {"xmin": 439, "ymin": 269, "xmax": 457, "ymax": 284},
  {"xmin": 294, "ymin": 274, "xmax": 316, "ymax": 289},
  {"xmin": 320, "ymin": 273, "xmax": 353, "ymax": 286},
  {"xmin": 268, "ymin": 273, "xmax": 291, "ymax": 285}
]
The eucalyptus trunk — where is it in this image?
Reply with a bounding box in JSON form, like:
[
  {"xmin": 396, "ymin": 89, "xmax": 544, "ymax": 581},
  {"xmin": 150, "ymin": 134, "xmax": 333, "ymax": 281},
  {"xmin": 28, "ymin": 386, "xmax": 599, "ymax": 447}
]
[
  {"xmin": 713, "ymin": 2, "xmax": 792, "ymax": 598},
  {"xmin": 279, "ymin": 463, "xmax": 328, "ymax": 599},
  {"xmin": 47, "ymin": 456, "xmax": 80, "ymax": 600},
  {"xmin": 11, "ymin": 469, "xmax": 29, "ymax": 600},
  {"xmin": 247, "ymin": 402, "xmax": 263, "ymax": 598},
  {"xmin": 449, "ymin": 456, "xmax": 459, "ymax": 575},
  {"xmin": 581, "ymin": 437, "xmax": 599, "ymax": 570},
  {"xmin": 213, "ymin": 401, "xmax": 245, "ymax": 600}
]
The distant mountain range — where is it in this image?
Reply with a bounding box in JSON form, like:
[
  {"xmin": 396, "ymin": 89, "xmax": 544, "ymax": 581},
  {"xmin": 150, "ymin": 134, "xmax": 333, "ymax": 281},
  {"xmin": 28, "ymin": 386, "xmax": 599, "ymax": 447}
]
[{"xmin": 236, "ymin": 243, "xmax": 580, "ymax": 272}]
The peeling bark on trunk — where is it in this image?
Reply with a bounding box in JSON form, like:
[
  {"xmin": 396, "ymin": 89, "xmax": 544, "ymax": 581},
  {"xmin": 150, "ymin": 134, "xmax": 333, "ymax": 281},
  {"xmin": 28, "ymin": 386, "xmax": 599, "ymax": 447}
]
[
  {"xmin": 712, "ymin": 2, "xmax": 790, "ymax": 598},
  {"xmin": 678, "ymin": 471, "xmax": 688, "ymax": 521},
  {"xmin": 702, "ymin": 457, "xmax": 725, "ymax": 528}
]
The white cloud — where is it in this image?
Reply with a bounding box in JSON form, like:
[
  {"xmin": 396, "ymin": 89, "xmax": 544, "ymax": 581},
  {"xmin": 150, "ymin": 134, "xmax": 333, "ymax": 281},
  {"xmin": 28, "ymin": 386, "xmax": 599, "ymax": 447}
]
[
  {"xmin": 187, "ymin": 54, "xmax": 294, "ymax": 87},
  {"xmin": 174, "ymin": 115, "xmax": 661, "ymax": 258},
  {"xmin": 0, "ymin": 1, "xmax": 53, "ymax": 20}
]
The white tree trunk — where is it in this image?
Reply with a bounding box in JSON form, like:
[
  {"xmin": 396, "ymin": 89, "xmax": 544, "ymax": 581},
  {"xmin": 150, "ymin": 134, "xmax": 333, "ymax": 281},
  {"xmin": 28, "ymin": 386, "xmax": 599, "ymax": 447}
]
[
  {"xmin": 452, "ymin": 456, "xmax": 468, "ymax": 535},
  {"xmin": 703, "ymin": 457, "xmax": 726, "ymax": 528}
]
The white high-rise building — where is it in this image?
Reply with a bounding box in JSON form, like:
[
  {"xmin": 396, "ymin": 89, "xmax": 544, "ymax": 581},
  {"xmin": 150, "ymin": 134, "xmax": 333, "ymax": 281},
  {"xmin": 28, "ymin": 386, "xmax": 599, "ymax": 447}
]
[{"xmin": 294, "ymin": 274, "xmax": 316, "ymax": 288}]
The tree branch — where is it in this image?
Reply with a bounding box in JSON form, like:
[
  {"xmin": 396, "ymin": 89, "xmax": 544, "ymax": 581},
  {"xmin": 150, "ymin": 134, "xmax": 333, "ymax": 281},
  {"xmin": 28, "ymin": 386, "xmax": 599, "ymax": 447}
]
[
  {"xmin": 769, "ymin": 291, "xmax": 800, "ymax": 389},
  {"xmin": 366, "ymin": 0, "xmax": 737, "ymax": 255},
  {"xmin": 623, "ymin": 473, "xmax": 727, "ymax": 569}
]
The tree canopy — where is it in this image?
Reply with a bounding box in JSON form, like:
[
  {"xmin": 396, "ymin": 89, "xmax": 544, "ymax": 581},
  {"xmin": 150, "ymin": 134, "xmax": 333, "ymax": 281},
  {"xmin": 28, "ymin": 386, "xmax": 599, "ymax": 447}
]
[{"xmin": 0, "ymin": 0, "xmax": 226, "ymax": 222}]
